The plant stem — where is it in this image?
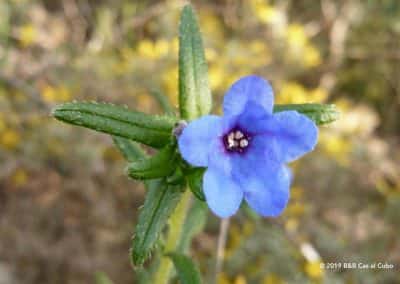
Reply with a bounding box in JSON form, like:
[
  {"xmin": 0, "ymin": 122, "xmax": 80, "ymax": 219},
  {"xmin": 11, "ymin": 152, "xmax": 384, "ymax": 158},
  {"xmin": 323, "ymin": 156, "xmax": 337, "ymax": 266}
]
[
  {"xmin": 215, "ymin": 218, "xmax": 230, "ymax": 284},
  {"xmin": 152, "ymin": 190, "xmax": 192, "ymax": 284}
]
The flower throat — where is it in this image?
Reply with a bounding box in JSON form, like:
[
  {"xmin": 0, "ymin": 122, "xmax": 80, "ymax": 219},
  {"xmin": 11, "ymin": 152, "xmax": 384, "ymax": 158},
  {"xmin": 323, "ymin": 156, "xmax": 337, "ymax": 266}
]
[{"xmin": 223, "ymin": 129, "xmax": 250, "ymax": 153}]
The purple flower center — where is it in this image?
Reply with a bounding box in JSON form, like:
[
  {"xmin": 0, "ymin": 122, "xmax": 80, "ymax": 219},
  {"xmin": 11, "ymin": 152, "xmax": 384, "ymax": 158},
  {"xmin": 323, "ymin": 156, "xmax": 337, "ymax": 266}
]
[{"xmin": 222, "ymin": 129, "xmax": 251, "ymax": 153}]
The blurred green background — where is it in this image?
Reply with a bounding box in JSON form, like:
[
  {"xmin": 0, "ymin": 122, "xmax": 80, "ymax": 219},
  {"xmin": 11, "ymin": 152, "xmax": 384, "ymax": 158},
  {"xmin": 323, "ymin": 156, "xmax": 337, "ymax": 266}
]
[{"xmin": 0, "ymin": 0, "xmax": 399, "ymax": 283}]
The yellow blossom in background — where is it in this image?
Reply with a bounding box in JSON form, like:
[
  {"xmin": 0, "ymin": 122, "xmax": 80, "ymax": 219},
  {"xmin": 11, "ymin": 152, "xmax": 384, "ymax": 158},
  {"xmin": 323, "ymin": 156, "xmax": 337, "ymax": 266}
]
[
  {"xmin": 262, "ymin": 274, "xmax": 286, "ymax": 284},
  {"xmin": 41, "ymin": 85, "xmax": 71, "ymax": 103},
  {"xmin": 209, "ymin": 65, "xmax": 225, "ymax": 91},
  {"xmin": 199, "ymin": 13, "xmax": 224, "ymax": 42},
  {"xmin": 300, "ymin": 243, "xmax": 324, "ymax": 280},
  {"xmin": 154, "ymin": 39, "xmax": 169, "ymax": 57},
  {"xmin": 303, "ymin": 45, "xmax": 322, "ymax": 67},
  {"xmin": 217, "ymin": 272, "xmax": 230, "ymax": 284},
  {"xmin": 254, "ymin": 3, "xmax": 275, "ymax": 24},
  {"xmin": 284, "ymin": 186, "xmax": 307, "ymax": 231},
  {"xmin": 18, "ymin": 24, "xmax": 37, "ymax": 47},
  {"xmin": 291, "ymin": 186, "xmax": 304, "ymax": 200},
  {"xmin": 284, "ymin": 24, "xmax": 322, "ymax": 68},
  {"xmin": 319, "ymin": 132, "xmax": 351, "ymax": 166},
  {"xmin": 304, "ymin": 260, "xmax": 324, "ymax": 280},
  {"xmin": 12, "ymin": 168, "xmax": 28, "ymax": 187},
  {"xmin": 137, "ymin": 40, "xmax": 157, "ymax": 59},
  {"xmin": 286, "ymin": 24, "xmax": 307, "ymax": 49},
  {"xmin": 162, "ymin": 66, "xmax": 178, "ymax": 105},
  {"xmin": 234, "ymin": 275, "xmax": 247, "ymax": 284},
  {"xmin": 170, "ymin": 37, "xmax": 179, "ymax": 55},
  {"xmin": 217, "ymin": 273, "xmax": 248, "ymax": 284},
  {"xmin": 251, "ymin": 0, "xmax": 286, "ymax": 35},
  {"xmin": 0, "ymin": 115, "xmax": 6, "ymax": 132},
  {"xmin": 285, "ymin": 218, "xmax": 299, "ymax": 232},
  {"xmin": 285, "ymin": 202, "xmax": 307, "ymax": 217},
  {"xmin": 205, "ymin": 47, "xmax": 217, "ymax": 62},
  {"xmin": 136, "ymin": 39, "xmax": 170, "ymax": 60},
  {"xmin": 136, "ymin": 93, "xmax": 154, "ymax": 113},
  {"xmin": 1, "ymin": 129, "xmax": 20, "ymax": 149},
  {"xmin": 277, "ymin": 82, "xmax": 328, "ymax": 104}
]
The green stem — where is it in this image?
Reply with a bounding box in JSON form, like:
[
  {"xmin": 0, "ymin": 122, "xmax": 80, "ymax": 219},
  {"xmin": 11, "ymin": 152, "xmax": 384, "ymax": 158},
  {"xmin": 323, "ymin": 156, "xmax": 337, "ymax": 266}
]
[{"xmin": 152, "ymin": 190, "xmax": 192, "ymax": 284}]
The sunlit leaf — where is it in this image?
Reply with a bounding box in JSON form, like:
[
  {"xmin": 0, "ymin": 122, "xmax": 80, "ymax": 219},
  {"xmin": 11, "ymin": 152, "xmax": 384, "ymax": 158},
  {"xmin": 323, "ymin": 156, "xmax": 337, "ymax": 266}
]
[
  {"xmin": 179, "ymin": 5, "xmax": 211, "ymax": 120},
  {"xmin": 131, "ymin": 181, "xmax": 182, "ymax": 266}
]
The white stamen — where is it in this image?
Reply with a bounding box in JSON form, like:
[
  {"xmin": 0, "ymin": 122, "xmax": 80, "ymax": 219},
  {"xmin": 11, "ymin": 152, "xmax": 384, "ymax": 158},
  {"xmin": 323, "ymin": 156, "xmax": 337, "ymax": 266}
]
[
  {"xmin": 227, "ymin": 135, "xmax": 235, "ymax": 148},
  {"xmin": 234, "ymin": 130, "xmax": 244, "ymax": 139},
  {"xmin": 239, "ymin": 139, "xmax": 248, "ymax": 148}
]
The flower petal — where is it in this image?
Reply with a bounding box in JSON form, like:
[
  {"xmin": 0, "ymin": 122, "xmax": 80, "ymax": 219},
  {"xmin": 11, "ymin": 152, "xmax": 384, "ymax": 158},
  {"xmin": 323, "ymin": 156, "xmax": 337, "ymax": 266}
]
[
  {"xmin": 203, "ymin": 165, "xmax": 243, "ymax": 218},
  {"xmin": 254, "ymin": 111, "xmax": 318, "ymax": 163},
  {"xmin": 223, "ymin": 75, "xmax": 274, "ymax": 117},
  {"xmin": 178, "ymin": 115, "xmax": 223, "ymax": 167},
  {"xmin": 239, "ymin": 165, "xmax": 291, "ymax": 217},
  {"xmin": 236, "ymin": 101, "xmax": 270, "ymax": 132}
]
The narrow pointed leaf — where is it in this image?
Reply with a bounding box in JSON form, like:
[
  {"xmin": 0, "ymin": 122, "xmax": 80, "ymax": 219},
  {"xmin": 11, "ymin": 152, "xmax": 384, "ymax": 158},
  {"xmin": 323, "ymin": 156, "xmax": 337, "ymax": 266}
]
[
  {"xmin": 127, "ymin": 143, "xmax": 177, "ymax": 180},
  {"xmin": 113, "ymin": 136, "xmax": 155, "ymax": 188},
  {"xmin": 52, "ymin": 102, "xmax": 177, "ymax": 148},
  {"xmin": 273, "ymin": 103, "xmax": 339, "ymax": 125},
  {"xmin": 177, "ymin": 199, "xmax": 207, "ymax": 253},
  {"xmin": 179, "ymin": 5, "xmax": 211, "ymax": 120},
  {"xmin": 187, "ymin": 168, "xmax": 206, "ymax": 201},
  {"xmin": 131, "ymin": 181, "xmax": 182, "ymax": 266},
  {"xmin": 167, "ymin": 253, "xmax": 202, "ymax": 284}
]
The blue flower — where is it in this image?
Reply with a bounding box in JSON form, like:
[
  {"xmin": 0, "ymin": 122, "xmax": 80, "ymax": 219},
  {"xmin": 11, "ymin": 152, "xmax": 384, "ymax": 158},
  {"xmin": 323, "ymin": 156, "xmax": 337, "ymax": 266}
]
[{"xmin": 178, "ymin": 75, "xmax": 318, "ymax": 218}]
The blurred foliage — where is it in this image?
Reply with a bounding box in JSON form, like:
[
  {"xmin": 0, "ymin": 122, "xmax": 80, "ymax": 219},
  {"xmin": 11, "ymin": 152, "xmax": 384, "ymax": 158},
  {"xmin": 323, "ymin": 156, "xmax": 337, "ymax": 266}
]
[{"xmin": 0, "ymin": 0, "xmax": 399, "ymax": 283}]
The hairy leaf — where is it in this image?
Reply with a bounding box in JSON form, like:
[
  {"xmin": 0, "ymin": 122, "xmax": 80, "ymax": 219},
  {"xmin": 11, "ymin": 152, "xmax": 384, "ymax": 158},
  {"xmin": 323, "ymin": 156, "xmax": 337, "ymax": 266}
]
[
  {"xmin": 52, "ymin": 102, "xmax": 177, "ymax": 148},
  {"xmin": 179, "ymin": 5, "xmax": 211, "ymax": 120},
  {"xmin": 131, "ymin": 181, "xmax": 182, "ymax": 266},
  {"xmin": 127, "ymin": 143, "xmax": 177, "ymax": 180}
]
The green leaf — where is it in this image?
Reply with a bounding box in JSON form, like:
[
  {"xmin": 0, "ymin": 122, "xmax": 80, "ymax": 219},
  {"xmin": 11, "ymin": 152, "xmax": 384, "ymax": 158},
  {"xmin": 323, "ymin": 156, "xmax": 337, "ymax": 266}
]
[
  {"xmin": 179, "ymin": 5, "xmax": 211, "ymax": 120},
  {"xmin": 131, "ymin": 181, "xmax": 183, "ymax": 266},
  {"xmin": 166, "ymin": 166, "xmax": 185, "ymax": 185},
  {"xmin": 112, "ymin": 136, "xmax": 146, "ymax": 162},
  {"xmin": 177, "ymin": 199, "xmax": 207, "ymax": 253},
  {"xmin": 127, "ymin": 143, "xmax": 178, "ymax": 180},
  {"xmin": 52, "ymin": 102, "xmax": 177, "ymax": 148},
  {"xmin": 187, "ymin": 168, "xmax": 206, "ymax": 201},
  {"xmin": 273, "ymin": 103, "xmax": 339, "ymax": 125},
  {"xmin": 167, "ymin": 253, "xmax": 202, "ymax": 284}
]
